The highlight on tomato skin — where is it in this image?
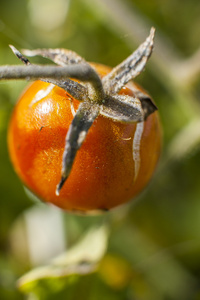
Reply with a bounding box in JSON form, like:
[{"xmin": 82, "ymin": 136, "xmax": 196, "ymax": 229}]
[{"xmin": 7, "ymin": 64, "xmax": 162, "ymax": 214}]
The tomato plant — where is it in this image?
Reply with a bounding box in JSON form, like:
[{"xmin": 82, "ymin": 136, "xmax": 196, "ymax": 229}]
[{"xmin": 7, "ymin": 28, "xmax": 162, "ymax": 213}]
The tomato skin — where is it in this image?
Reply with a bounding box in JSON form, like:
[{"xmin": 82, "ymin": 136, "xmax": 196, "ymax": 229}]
[{"xmin": 8, "ymin": 64, "xmax": 162, "ymax": 213}]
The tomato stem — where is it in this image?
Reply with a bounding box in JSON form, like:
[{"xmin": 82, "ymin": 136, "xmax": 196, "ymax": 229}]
[{"xmin": 56, "ymin": 101, "xmax": 100, "ymax": 195}]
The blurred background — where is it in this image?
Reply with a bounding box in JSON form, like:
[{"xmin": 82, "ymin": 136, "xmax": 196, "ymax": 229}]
[{"xmin": 0, "ymin": 0, "xmax": 200, "ymax": 299}]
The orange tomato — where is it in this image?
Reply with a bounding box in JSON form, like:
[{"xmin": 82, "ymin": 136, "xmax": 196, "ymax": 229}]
[{"xmin": 8, "ymin": 64, "xmax": 161, "ymax": 213}]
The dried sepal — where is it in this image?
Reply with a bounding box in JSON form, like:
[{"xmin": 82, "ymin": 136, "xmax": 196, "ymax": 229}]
[
  {"xmin": 45, "ymin": 78, "xmax": 88, "ymax": 101},
  {"xmin": 100, "ymin": 94, "xmax": 143, "ymax": 123},
  {"xmin": 22, "ymin": 48, "xmax": 86, "ymax": 66},
  {"xmin": 56, "ymin": 101, "xmax": 100, "ymax": 195},
  {"xmin": 9, "ymin": 45, "xmax": 31, "ymax": 66},
  {"xmin": 103, "ymin": 27, "xmax": 155, "ymax": 94}
]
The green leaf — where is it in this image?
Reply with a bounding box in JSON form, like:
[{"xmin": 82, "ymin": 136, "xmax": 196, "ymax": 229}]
[{"xmin": 17, "ymin": 225, "xmax": 109, "ymax": 296}]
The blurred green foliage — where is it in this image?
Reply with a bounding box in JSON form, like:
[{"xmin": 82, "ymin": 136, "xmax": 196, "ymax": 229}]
[{"xmin": 0, "ymin": 0, "xmax": 200, "ymax": 299}]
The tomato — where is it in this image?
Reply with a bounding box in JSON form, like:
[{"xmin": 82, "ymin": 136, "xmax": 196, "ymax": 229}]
[{"xmin": 8, "ymin": 63, "xmax": 161, "ymax": 213}]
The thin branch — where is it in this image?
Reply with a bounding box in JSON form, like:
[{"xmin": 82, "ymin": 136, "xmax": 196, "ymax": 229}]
[
  {"xmin": 172, "ymin": 47, "xmax": 200, "ymax": 86},
  {"xmin": 0, "ymin": 64, "xmax": 93, "ymax": 82},
  {"xmin": 0, "ymin": 64, "xmax": 104, "ymax": 102}
]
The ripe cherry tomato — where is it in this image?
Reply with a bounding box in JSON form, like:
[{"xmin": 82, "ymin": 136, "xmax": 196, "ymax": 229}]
[{"xmin": 8, "ymin": 64, "xmax": 161, "ymax": 213}]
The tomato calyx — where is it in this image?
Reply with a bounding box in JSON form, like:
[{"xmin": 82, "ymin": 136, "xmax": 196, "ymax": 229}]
[{"xmin": 9, "ymin": 28, "xmax": 157, "ymax": 195}]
